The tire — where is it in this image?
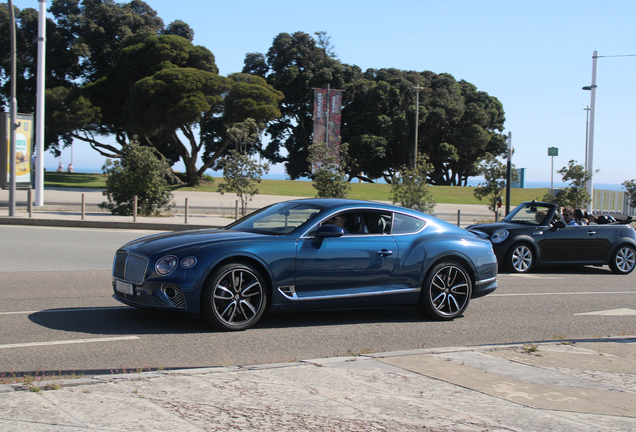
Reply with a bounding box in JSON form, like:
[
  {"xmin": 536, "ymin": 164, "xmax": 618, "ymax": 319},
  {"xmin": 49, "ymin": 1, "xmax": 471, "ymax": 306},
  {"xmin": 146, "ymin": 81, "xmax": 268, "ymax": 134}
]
[
  {"xmin": 416, "ymin": 262, "xmax": 472, "ymax": 321},
  {"xmin": 202, "ymin": 263, "xmax": 267, "ymax": 331},
  {"xmin": 506, "ymin": 243, "xmax": 534, "ymax": 273},
  {"xmin": 609, "ymin": 245, "xmax": 636, "ymax": 275}
]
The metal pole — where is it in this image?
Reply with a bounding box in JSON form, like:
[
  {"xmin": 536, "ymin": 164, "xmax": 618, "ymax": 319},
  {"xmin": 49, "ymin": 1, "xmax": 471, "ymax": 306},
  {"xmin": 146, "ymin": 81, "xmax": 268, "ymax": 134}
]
[
  {"xmin": 185, "ymin": 197, "xmax": 189, "ymax": 224},
  {"xmin": 584, "ymin": 106, "xmax": 590, "ymax": 173},
  {"xmin": 81, "ymin": 193, "xmax": 85, "ymax": 220},
  {"xmin": 8, "ymin": 0, "xmax": 17, "ymax": 216},
  {"xmin": 325, "ymin": 84, "xmax": 330, "ymax": 152},
  {"xmin": 550, "ymin": 156, "xmax": 554, "ymax": 194},
  {"xmin": 586, "ymin": 51, "xmax": 598, "ymax": 213},
  {"xmin": 35, "ymin": 0, "xmax": 46, "ymax": 206},
  {"xmin": 413, "ymin": 84, "xmax": 420, "ymax": 169},
  {"xmin": 505, "ymin": 132, "xmax": 512, "ymax": 215}
]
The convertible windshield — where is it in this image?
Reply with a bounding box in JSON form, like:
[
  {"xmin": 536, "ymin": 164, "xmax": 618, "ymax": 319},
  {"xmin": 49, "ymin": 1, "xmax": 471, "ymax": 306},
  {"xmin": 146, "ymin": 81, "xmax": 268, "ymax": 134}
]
[
  {"xmin": 504, "ymin": 203, "xmax": 553, "ymax": 226},
  {"xmin": 227, "ymin": 202, "xmax": 325, "ymax": 235}
]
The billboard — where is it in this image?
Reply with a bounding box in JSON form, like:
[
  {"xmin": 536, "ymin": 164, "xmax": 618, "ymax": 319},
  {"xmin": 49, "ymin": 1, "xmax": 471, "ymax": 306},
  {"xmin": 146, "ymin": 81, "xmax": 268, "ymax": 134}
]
[{"xmin": 1, "ymin": 112, "xmax": 34, "ymax": 189}]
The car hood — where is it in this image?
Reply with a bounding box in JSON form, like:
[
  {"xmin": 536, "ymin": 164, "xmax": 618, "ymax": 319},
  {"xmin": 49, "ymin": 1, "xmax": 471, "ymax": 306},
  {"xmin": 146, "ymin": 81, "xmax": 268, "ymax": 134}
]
[
  {"xmin": 466, "ymin": 221, "xmax": 519, "ymax": 235},
  {"xmin": 119, "ymin": 229, "xmax": 272, "ymax": 256}
]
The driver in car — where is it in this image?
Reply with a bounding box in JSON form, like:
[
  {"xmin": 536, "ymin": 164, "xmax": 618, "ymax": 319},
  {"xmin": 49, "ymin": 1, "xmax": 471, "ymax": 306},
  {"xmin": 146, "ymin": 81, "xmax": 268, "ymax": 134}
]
[{"xmin": 561, "ymin": 207, "xmax": 579, "ymax": 226}]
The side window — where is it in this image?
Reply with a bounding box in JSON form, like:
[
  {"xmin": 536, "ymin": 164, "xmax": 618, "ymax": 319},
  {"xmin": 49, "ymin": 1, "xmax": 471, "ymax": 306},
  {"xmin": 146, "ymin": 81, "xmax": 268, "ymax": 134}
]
[{"xmin": 392, "ymin": 213, "xmax": 426, "ymax": 234}]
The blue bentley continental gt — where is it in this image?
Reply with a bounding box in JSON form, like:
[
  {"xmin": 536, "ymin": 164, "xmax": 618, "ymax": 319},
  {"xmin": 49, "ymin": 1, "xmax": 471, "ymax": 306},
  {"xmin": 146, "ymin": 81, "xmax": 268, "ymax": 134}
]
[{"xmin": 112, "ymin": 199, "xmax": 498, "ymax": 331}]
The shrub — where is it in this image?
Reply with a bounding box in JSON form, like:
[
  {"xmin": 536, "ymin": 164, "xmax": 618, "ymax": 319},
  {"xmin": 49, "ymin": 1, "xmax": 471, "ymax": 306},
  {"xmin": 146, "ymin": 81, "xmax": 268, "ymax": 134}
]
[{"xmin": 99, "ymin": 141, "xmax": 175, "ymax": 216}]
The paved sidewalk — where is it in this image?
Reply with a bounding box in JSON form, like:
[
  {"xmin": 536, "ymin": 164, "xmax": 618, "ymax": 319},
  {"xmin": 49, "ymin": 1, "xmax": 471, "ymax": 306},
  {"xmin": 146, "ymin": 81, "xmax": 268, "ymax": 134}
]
[
  {"xmin": 0, "ymin": 187, "xmax": 494, "ymax": 230},
  {"xmin": 1, "ymin": 338, "xmax": 635, "ymax": 431}
]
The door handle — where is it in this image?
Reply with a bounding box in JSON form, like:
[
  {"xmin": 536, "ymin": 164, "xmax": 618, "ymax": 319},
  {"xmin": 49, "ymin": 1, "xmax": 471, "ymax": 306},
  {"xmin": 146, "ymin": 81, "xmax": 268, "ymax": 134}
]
[{"xmin": 377, "ymin": 249, "xmax": 393, "ymax": 257}]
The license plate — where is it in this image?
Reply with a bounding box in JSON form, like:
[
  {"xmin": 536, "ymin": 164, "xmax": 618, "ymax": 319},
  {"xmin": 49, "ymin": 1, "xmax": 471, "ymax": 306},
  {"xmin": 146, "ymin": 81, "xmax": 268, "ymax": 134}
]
[{"xmin": 115, "ymin": 280, "xmax": 134, "ymax": 295}]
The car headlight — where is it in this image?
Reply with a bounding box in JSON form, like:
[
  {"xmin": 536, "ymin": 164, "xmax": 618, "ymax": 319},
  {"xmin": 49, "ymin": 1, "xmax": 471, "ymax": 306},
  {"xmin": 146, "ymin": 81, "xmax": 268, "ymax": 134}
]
[
  {"xmin": 155, "ymin": 256, "xmax": 178, "ymax": 276},
  {"xmin": 490, "ymin": 229, "xmax": 509, "ymax": 244},
  {"xmin": 181, "ymin": 256, "xmax": 197, "ymax": 268}
]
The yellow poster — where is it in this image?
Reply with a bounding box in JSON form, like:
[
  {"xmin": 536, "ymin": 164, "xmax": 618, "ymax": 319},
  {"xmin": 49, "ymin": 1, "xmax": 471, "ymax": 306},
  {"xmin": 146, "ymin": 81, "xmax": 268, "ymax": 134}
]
[{"xmin": 5, "ymin": 116, "xmax": 32, "ymax": 184}]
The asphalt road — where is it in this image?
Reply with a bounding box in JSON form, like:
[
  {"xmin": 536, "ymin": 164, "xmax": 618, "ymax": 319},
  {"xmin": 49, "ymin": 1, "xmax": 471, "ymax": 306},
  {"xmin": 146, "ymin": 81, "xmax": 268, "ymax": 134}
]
[{"xmin": 1, "ymin": 225, "xmax": 635, "ymax": 375}]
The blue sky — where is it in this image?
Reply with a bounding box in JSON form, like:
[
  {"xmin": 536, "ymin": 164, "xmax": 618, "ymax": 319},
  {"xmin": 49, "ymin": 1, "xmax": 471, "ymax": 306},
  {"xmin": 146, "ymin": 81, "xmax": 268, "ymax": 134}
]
[{"xmin": 14, "ymin": 0, "xmax": 636, "ymax": 185}]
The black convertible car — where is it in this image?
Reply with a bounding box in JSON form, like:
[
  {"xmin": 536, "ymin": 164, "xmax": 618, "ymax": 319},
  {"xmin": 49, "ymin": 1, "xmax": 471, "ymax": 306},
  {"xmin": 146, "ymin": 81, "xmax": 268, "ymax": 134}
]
[{"xmin": 467, "ymin": 201, "xmax": 636, "ymax": 274}]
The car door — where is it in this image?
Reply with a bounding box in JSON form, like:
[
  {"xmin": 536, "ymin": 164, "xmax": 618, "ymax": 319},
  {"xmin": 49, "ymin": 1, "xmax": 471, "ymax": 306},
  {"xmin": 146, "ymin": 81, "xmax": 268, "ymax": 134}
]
[
  {"xmin": 538, "ymin": 225, "xmax": 600, "ymax": 263},
  {"xmin": 294, "ymin": 211, "xmax": 398, "ymax": 299}
]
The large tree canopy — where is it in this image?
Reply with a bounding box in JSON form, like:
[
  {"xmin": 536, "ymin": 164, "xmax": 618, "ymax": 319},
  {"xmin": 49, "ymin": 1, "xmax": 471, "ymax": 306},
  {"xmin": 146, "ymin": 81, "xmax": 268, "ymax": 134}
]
[
  {"xmin": 62, "ymin": 34, "xmax": 283, "ymax": 185},
  {"xmin": 245, "ymin": 32, "xmax": 507, "ymax": 184},
  {"xmin": 243, "ymin": 31, "xmax": 362, "ymax": 179}
]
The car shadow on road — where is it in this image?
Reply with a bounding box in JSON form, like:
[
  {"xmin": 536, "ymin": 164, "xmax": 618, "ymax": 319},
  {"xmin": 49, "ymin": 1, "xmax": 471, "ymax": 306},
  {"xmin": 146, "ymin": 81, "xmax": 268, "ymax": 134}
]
[
  {"xmin": 499, "ymin": 265, "xmax": 617, "ymax": 275},
  {"xmin": 28, "ymin": 305, "xmax": 431, "ymax": 334}
]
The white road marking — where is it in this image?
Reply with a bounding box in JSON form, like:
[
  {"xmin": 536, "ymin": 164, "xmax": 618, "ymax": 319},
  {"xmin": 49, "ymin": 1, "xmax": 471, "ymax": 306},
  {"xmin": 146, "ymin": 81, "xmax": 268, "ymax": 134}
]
[
  {"xmin": 574, "ymin": 308, "xmax": 636, "ymax": 316},
  {"xmin": 0, "ymin": 306, "xmax": 131, "ymax": 316},
  {"xmin": 491, "ymin": 291, "xmax": 636, "ymax": 297},
  {"xmin": 498, "ymin": 274, "xmax": 564, "ymax": 279},
  {"xmin": 0, "ymin": 336, "xmax": 140, "ymax": 350}
]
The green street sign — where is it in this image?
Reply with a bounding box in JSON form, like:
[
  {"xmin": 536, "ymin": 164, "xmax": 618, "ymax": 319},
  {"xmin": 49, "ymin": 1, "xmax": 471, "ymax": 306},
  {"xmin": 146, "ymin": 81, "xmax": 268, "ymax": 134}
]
[{"xmin": 548, "ymin": 147, "xmax": 558, "ymax": 157}]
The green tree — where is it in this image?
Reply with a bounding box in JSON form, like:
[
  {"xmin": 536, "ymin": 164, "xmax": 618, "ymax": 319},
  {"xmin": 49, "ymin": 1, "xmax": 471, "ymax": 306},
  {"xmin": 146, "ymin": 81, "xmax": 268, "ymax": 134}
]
[
  {"xmin": 55, "ymin": 35, "xmax": 282, "ymax": 186},
  {"xmin": 342, "ymin": 69, "xmax": 506, "ymax": 185},
  {"xmin": 243, "ymin": 31, "xmax": 361, "ymax": 179},
  {"xmin": 308, "ymin": 141, "xmax": 351, "ymax": 198},
  {"xmin": 99, "ymin": 140, "xmax": 175, "ymax": 216},
  {"xmin": 542, "ymin": 160, "xmax": 594, "ymax": 208},
  {"xmin": 217, "ymin": 119, "xmax": 270, "ymax": 216},
  {"xmin": 622, "ymin": 180, "xmax": 636, "ymax": 210},
  {"xmin": 473, "ymin": 153, "xmax": 518, "ymax": 218},
  {"xmin": 391, "ymin": 156, "xmax": 435, "ymax": 213}
]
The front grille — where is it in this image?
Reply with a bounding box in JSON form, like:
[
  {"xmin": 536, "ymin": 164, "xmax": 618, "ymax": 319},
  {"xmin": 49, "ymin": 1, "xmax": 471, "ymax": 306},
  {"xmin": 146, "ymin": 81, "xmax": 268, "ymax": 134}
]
[
  {"xmin": 114, "ymin": 253, "xmax": 149, "ymax": 283},
  {"xmin": 162, "ymin": 284, "xmax": 187, "ymax": 309},
  {"xmin": 115, "ymin": 290, "xmax": 167, "ymax": 308}
]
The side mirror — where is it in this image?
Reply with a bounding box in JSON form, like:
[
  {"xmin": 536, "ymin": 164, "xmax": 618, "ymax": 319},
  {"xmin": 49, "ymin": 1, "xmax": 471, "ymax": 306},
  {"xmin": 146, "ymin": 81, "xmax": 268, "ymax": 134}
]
[
  {"xmin": 551, "ymin": 220, "xmax": 566, "ymax": 230},
  {"xmin": 315, "ymin": 224, "xmax": 344, "ymax": 238}
]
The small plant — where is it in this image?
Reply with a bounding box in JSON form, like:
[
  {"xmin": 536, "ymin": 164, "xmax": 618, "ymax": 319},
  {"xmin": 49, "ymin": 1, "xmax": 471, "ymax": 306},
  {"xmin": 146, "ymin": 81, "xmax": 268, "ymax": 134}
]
[
  {"xmin": 308, "ymin": 141, "xmax": 351, "ymax": 199},
  {"xmin": 391, "ymin": 155, "xmax": 436, "ymax": 213},
  {"xmin": 522, "ymin": 343, "xmax": 539, "ymax": 354}
]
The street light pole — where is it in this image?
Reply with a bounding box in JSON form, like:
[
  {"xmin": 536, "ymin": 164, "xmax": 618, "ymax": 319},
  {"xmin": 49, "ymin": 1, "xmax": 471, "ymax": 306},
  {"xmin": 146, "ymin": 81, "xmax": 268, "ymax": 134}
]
[
  {"xmin": 8, "ymin": 0, "xmax": 17, "ymax": 217},
  {"xmin": 413, "ymin": 83, "xmax": 421, "ymax": 169},
  {"xmin": 505, "ymin": 132, "xmax": 512, "ymax": 215},
  {"xmin": 35, "ymin": 0, "xmax": 47, "ymax": 206},
  {"xmin": 584, "ymin": 106, "xmax": 590, "ymax": 173},
  {"xmin": 582, "ymin": 50, "xmax": 598, "ymax": 213}
]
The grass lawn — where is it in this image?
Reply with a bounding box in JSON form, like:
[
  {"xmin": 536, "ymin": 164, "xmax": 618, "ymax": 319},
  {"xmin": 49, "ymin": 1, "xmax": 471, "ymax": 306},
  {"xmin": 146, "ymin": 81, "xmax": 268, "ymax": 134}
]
[{"xmin": 44, "ymin": 171, "xmax": 548, "ymax": 206}]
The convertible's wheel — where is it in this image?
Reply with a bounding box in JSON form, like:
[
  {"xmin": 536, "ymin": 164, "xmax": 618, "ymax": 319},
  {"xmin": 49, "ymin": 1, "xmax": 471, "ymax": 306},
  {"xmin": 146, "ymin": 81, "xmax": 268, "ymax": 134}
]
[
  {"xmin": 507, "ymin": 243, "xmax": 534, "ymax": 273},
  {"xmin": 202, "ymin": 263, "xmax": 267, "ymax": 331},
  {"xmin": 416, "ymin": 262, "xmax": 472, "ymax": 321},
  {"xmin": 609, "ymin": 245, "xmax": 636, "ymax": 275}
]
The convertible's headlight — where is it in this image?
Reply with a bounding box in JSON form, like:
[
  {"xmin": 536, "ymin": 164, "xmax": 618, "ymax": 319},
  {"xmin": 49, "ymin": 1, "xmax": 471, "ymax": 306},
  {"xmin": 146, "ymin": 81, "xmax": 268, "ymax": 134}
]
[
  {"xmin": 156, "ymin": 256, "xmax": 178, "ymax": 275},
  {"xmin": 490, "ymin": 229, "xmax": 509, "ymax": 243}
]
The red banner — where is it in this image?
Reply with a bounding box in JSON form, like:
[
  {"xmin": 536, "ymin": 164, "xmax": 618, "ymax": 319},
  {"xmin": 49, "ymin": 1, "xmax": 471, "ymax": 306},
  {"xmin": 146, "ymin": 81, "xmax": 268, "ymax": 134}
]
[{"xmin": 312, "ymin": 88, "xmax": 343, "ymax": 172}]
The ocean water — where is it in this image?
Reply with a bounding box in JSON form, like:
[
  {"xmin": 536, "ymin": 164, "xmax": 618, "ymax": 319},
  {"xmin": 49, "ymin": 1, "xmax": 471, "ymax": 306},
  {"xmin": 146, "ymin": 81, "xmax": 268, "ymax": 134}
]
[{"xmin": 58, "ymin": 167, "xmax": 627, "ymax": 192}]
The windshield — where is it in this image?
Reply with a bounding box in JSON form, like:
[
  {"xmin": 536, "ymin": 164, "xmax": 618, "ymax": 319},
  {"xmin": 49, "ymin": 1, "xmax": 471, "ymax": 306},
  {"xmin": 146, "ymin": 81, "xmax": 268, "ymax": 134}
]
[
  {"xmin": 504, "ymin": 203, "xmax": 553, "ymax": 226},
  {"xmin": 226, "ymin": 202, "xmax": 325, "ymax": 235}
]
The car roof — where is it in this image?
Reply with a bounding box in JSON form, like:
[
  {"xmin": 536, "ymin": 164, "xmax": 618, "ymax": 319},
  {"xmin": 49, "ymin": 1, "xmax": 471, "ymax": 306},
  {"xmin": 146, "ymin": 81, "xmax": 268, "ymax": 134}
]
[{"xmin": 279, "ymin": 198, "xmax": 423, "ymax": 215}]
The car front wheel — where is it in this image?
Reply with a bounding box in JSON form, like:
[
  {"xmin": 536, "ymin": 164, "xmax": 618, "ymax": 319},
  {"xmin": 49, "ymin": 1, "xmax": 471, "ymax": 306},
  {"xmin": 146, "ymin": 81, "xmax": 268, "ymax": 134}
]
[
  {"xmin": 609, "ymin": 245, "xmax": 636, "ymax": 275},
  {"xmin": 506, "ymin": 243, "xmax": 534, "ymax": 273},
  {"xmin": 416, "ymin": 262, "xmax": 472, "ymax": 321},
  {"xmin": 202, "ymin": 263, "xmax": 267, "ymax": 331}
]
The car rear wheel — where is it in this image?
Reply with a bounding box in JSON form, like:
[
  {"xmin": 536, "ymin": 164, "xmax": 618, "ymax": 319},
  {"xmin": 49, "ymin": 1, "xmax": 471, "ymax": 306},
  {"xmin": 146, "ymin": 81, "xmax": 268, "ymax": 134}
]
[
  {"xmin": 416, "ymin": 262, "xmax": 472, "ymax": 321},
  {"xmin": 506, "ymin": 243, "xmax": 534, "ymax": 273},
  {"xmin": 609, "ymin": 245, "xmax": 636, "ymax": 275},
  {"xmin": 202, "ymin": 263, "xmax": 267, "ymax": 331}
]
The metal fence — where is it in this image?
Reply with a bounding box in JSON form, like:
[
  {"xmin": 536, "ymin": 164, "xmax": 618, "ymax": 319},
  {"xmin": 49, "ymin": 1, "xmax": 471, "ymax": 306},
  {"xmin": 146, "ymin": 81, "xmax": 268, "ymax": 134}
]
[{"xmin": 593, "ymin": 189, "xmax": 635, "ymax": 216}]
